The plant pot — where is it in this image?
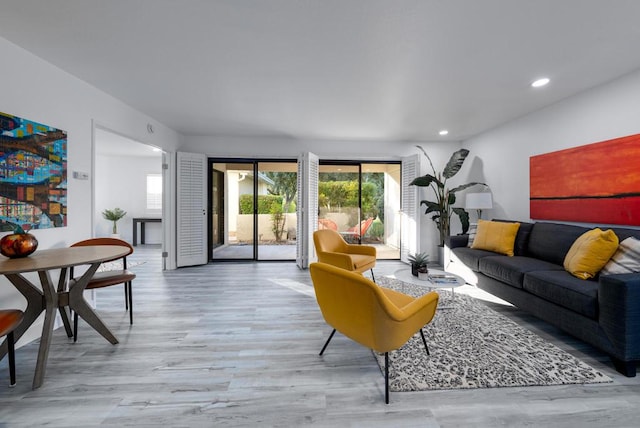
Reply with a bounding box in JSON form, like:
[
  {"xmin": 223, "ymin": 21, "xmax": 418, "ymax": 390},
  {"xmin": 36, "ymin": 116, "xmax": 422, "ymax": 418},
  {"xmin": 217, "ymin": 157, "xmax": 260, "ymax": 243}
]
[{"xmin": 411, "ymin": 265, "xmax": 429, "ymax": 276}]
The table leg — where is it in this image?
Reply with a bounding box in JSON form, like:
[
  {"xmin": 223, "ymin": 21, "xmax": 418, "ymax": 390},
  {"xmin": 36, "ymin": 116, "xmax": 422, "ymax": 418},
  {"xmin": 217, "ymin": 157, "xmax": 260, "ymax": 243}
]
[
  {"xmin": 33, "ymin": 270, "xmax": 59, "ymax": 389},
  {"xmin": 67, "ymin": 262, "xmax": 119, "ymax": 345},
  {"xmin": 56, "ymin": 267, "xmax": 73, "ymax": 338},
  {"xmin": 140, "ymin": 222, "xmax": 146, "ymax": 245},
  {"xmin": 133, "ymin": 220, "xmax": 138, "ymax": 246},
  {"xmin": 0, "ymin": 273, "xmax": 45, "ymax": 362}
]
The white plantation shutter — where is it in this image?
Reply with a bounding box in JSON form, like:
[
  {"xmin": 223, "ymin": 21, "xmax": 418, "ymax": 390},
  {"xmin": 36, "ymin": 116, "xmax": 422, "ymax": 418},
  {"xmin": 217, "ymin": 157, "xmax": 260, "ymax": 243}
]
[
  {"xmin": 296, "ymin": 152, "xmax": 319, "ymax": 269},
  {"xmin": 177, "ymin": 152, "xmax": 207, "ymax": 267},
  {"xmin": 401, "ymin": 154, "xmax": 421, "ymax": 263}
]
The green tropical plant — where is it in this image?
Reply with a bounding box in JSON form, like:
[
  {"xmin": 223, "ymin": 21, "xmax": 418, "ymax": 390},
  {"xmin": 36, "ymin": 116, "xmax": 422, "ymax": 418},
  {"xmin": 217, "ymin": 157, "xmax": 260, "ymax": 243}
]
[
  {"xmin": 408, "ymin": 252, "xmax": 429, "ymax": 268},
  {"xmin": 410, "ymin": 146, "xmax": 485, "ymax": 246},
  {"xmin": 102, "ymin": 207, "xmax": 127, "ymax": 234}
]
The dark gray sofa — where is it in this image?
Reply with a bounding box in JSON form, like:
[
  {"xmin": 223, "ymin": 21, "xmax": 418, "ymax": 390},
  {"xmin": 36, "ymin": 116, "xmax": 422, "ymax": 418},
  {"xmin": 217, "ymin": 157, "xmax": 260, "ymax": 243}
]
[{"xmin": 446, "ymin": 220, "xmax": 640, "ymax": 376}]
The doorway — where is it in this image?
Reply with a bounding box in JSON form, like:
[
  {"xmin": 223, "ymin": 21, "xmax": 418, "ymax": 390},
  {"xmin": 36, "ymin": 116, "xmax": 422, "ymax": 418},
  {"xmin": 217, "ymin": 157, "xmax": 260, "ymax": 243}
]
[
  {"xmin": 209, "ymin": 159, "xmax": 298, "ymax": 261},
  {"xmin": 94, "ymin": 127, "xmax": 163, "ymax": 244},
  {"xmin": 318, "ymin": 161, "xmax": 400, "ymax": 259}
]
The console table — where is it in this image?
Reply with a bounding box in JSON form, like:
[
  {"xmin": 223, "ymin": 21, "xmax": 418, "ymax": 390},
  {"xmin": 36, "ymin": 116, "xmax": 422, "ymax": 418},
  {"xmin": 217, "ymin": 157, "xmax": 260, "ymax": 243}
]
[{"xmin": 132, "ymin": 217, "xmax": 161, "ymax": 246}]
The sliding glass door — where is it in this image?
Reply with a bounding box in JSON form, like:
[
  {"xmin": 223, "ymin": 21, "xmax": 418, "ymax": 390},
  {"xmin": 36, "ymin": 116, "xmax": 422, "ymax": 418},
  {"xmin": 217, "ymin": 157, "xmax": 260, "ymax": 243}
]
[
  {"xmin": 209, "ymin": 159, "xmax": 297, "ymax": 261},
  {"xmin": 318, "ymin": 161, "xmax": 400, "ymax": 259}
]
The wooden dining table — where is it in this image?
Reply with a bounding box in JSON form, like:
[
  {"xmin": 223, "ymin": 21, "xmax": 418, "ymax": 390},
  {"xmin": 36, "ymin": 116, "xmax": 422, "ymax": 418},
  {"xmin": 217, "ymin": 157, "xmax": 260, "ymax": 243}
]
[{"xmin": 0, "ymin": 245, "xmax": 128, "ymax": 389}]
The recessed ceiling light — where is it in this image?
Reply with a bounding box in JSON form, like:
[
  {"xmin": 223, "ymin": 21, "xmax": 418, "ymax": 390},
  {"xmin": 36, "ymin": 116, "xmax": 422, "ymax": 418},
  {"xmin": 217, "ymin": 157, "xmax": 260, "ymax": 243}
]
[
  {"xmin": 439, "ymin": 130, "xmax": 449, "ymax": 136},
  {"xmin": 531, "ymin": 77, "xmax": 550, "ymax": 88}
]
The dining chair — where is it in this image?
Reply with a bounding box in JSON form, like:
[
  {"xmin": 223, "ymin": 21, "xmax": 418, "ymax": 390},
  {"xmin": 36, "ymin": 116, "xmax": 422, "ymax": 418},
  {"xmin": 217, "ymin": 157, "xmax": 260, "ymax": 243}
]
[
  {"xmin": 313, "ymin": 229, "xmax": 377, "ymax": 281},
  {"xmin": 0, "ymin": 309, "xmax": 24, "ymax": 386},
  {"xmin": 69, "ymin": 238, "xmax": 136, "ymax": 342},
  {"xmin": 309, "ymin": 262, "xmax": 439, "ymax": 404}
]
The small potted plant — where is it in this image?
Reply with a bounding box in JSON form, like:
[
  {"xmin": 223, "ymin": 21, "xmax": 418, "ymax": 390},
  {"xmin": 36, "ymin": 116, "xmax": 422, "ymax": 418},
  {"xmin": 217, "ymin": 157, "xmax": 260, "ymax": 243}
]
[
  {"xmin": 102, "ymin": 208, "xmax": 127, "ymax": 237},
  {"xmin": 408, "ymin": 252, "xmax": 429, "ymax": 277}
]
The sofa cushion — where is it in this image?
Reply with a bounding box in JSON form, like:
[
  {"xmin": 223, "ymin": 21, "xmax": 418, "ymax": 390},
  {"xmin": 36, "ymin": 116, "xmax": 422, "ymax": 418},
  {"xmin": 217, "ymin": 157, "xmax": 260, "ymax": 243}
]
[
  {"xmin": 526, "ymin": 222, "xmax": 587, "ymax": 265},
  {"xmin": 467, "ymin": 223, "xmax": 478, "ymax": 247},
  {"xmin": 523, "ymin": 270, "xmax": 599, "ymax": 319},
  {"xmin": 479, "ymin": 256, "xmax": 563, "ymax": 289},
  {"xmin": 471, "ymin": 220, "xmax": 521, "ymax": 256},
  {"xmin": 451, "ymin": 247, "xmax": 497, "ymax": 271},
  {"xmin": 563, "ymin": 228, "xmax": 619, "ymax": 279},
  {"xmin": 494, "ymin": 219, "xmax": 534, "ymax": 256},
  {"xmin": 601, "ymin": 236, "xmax": 640, "ymax": 275}
]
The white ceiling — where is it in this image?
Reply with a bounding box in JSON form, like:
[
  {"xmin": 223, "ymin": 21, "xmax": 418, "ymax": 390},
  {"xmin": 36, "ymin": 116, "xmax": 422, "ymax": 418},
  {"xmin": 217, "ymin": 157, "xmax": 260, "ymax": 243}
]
[{"xmin": 2, "ymin": 0, "xmax": 640, "ymax": 142}]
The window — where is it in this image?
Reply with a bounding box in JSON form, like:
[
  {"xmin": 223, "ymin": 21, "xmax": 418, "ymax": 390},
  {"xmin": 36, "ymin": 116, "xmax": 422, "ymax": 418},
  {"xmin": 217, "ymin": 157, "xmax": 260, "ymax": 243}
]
[{"xmin": 146, "ymin": 174, "xmax": 162, "ymax": 210}]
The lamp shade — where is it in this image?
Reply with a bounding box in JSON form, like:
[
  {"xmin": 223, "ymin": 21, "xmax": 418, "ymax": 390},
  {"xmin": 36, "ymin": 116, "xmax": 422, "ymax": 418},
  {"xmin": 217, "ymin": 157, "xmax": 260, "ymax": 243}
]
[{"xmin": 465, "ymin": 193, "xmax": 493, "ymax": 210}]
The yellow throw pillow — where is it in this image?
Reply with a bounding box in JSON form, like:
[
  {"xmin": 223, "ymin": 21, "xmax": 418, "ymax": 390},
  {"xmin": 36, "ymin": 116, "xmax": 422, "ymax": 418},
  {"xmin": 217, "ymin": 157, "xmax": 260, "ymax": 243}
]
[
  {"xmin": 563, "ymin": 228, "xmax": 619, "ymax": 280},
  {"xmin": 470, "ymin": 220, "xmax": 521, "ymax": 256}
]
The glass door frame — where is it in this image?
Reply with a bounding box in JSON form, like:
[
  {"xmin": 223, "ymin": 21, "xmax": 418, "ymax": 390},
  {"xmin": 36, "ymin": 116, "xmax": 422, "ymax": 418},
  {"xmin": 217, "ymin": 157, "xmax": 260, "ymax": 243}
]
[
  {"xmin": 208, "ymin": 158, "xmax": 298, "ymax": 262},
  {"xmin": 319, "ymin": 159, "xmax": 401, "ymax": 259}
]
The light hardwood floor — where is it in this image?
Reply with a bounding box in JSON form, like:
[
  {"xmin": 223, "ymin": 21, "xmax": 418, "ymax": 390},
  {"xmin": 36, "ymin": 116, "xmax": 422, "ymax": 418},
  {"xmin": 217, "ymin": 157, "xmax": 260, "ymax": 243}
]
[{"xmin": 1, "ymin": 246, "xmax": 639, "ymax": 427}]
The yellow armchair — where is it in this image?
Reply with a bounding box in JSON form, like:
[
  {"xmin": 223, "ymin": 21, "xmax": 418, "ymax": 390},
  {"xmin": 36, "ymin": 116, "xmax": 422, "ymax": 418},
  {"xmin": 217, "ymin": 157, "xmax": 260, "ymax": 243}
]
[
  {"xmin": 309, "ymin": 262, "xmax": 439, "ymax": 403},
  {"xmin": 313, "ymin": 229, "xmax": 377, "ymax": 281}
]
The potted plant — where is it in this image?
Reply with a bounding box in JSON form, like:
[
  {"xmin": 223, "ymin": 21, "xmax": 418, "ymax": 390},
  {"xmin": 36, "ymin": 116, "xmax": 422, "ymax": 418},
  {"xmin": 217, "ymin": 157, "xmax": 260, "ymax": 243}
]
[
  {"xmin": 408, "ymin": 252, "xmax": 429, "ymax": 276},
  {"xmin": 410, "ymin": 146, "xmax": 486, "ymax": 247},
  {"xmin": 102, "ymin": 208, "xmax": 127, "ymax": 237}
]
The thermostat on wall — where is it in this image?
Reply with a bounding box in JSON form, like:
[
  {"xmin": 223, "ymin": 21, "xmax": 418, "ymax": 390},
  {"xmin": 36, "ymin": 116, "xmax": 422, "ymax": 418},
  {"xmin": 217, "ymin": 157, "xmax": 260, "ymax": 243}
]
[{"xmin": 72, "ymin": 171, "xmax": 89, "ymax": 180}]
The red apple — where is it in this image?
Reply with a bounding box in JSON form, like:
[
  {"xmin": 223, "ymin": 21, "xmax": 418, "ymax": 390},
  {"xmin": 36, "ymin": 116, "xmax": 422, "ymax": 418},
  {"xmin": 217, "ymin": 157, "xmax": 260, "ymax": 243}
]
[{"xmin": 0, "ymin": 231, "xmax": 38, "ymax": 258}]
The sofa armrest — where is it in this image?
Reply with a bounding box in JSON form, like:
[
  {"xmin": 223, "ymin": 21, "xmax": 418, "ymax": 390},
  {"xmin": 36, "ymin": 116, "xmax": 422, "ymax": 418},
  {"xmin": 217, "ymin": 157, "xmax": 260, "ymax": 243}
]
[
  {"xmin": 599, "ymin": 273, "xmax": 640, "ymax": 360},
  {"xmin": 445, "ymin": 235, "xmax": 469, "ymax": 249}
]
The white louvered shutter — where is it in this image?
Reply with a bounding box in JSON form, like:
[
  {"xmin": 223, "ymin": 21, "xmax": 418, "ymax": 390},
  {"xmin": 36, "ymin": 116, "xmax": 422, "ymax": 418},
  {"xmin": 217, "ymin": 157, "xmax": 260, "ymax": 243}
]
[
  {"xmin": 177, "ymin": 152, "xmax": 207, "ymax": 267},
  {"xmin": 401, "ymin": 154, "xmax": 421, "ymax": 263},
  {"xmin": 296, "ymin": 152, "xmax": 319, "ymax": 269}
]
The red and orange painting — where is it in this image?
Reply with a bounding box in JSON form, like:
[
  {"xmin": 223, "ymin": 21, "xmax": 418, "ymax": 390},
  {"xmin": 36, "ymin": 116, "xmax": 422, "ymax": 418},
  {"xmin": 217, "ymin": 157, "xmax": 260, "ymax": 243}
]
[{"xmin": 530, "ymin": 133, "xmax": 640, "ymax": 225}]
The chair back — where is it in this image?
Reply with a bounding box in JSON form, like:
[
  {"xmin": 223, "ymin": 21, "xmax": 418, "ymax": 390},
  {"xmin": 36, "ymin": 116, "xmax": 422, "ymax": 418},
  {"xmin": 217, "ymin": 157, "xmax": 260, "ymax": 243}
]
[
  {"xmin": 313, "ymin": 229, "xmax": 348, "ymax": 254},
  {"xmin": 347, "ymin": 217, "xmax": 374, "ymax": 238},
  {"xmin": 0, "ymin": 310, "xmax": 23, "ymax": 338},
  {"xmin": 71, "ymin": 238, "xmax": 134, "ymax": 264},
  {"xmin": 310, "ymin": 262, "xmax": 436, "ymax": 353}
]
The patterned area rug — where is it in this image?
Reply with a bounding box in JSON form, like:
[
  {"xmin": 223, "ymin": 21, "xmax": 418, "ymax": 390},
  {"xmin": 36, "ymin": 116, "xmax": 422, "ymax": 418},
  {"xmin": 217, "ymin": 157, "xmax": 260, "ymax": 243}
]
[
  {"xmin": 374, "ymin": 277, "xmax": 612, "ymax": 391},
  {"xmin": 97, "ymin": 260, "xmax": 145, "ymax": 272}
]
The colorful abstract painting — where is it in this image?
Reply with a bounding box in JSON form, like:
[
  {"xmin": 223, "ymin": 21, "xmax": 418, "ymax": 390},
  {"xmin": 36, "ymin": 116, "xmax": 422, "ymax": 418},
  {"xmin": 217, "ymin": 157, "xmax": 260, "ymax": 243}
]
[
  {"xmin": 530, "ymin": 133, "xmax": 640, "ymax": 225},
  {"xmin": 0, "ymin": 112, "xmax": 67, "ymax": 231}
]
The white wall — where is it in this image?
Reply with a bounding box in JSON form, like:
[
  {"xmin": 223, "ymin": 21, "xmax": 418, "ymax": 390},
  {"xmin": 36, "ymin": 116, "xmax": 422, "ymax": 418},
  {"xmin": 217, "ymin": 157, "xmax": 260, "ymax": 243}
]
[
  {"xmin": 94, "ymin": 155, "xmax": 163, "ymax": 243},
  {"xmin": 462, "ymin": 69, "xmax": 640, "ymax": 227},
  {"xmin": 0, "ymin": 36, "xmax": 178, "ymax": 345}
]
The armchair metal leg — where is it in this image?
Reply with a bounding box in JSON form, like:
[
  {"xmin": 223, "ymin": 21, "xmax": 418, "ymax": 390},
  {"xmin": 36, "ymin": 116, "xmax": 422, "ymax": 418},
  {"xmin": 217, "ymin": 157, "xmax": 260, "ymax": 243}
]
[
  {"xmin": 385, "ymin": 352, "xmax": 389, "ymax": 404},
  {"xmin": 419, "ymin": 329, "xmax": 430, "ymax": 356},
  {"xmin": 319, "ymin": 329, "xmax": 336, "ymax": 356},
  {"xmin": 370, "ymin": 269, "xmax": 376, "ymax": 283}
]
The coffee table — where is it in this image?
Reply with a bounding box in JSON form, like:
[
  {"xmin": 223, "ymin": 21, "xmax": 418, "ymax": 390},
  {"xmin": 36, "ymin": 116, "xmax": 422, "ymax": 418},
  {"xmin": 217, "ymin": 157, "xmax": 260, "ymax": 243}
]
[{"xmin": 391, "ymin": 268, "xmax": 465, "ymax": 304}]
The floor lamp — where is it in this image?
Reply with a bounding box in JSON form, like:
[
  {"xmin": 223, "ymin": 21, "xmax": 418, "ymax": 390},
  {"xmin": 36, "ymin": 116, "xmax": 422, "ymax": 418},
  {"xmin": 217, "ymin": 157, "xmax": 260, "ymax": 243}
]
[{"xmin": 466, "ymin": 193, "xmax": 493, "ymax": 220}]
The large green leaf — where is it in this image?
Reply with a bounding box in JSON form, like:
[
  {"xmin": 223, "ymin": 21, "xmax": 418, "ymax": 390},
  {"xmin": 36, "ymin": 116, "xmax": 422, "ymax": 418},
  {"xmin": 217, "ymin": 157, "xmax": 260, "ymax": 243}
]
[
  {"xmin": 443, "ymin": 149, "xmax": 470, "ymax": 179},
  {"xmin": 449, "ymin": 182, "xmax": 486, "ymax": 194},
  {"xmin": 420, "ymin": 200, "xmax": 440, "ymax": 215},
  {"xmin": 452, "ymin": 207, "xmax": 470, "ymax": 234},
  {"xmin": 410, "ymin": 174, "xmax": 444, "ymax": 189}
]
